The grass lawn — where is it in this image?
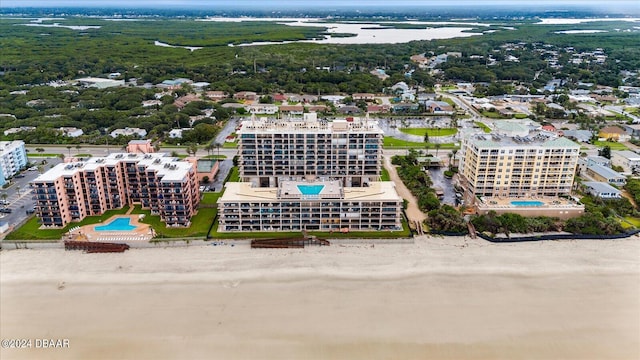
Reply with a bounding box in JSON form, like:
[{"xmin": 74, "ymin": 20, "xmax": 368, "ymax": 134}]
[
  {"xmin": 480, "ymin": 110, "xmax": 504, "ymax": 119},
  {"xmin": 593, "ymin": 140, "xmax": 628, "ymax": 151},
  {"xmin": 226, "ymin": 167, "xmax": 240, "ymax": 182},
  {"xmin": 201, "ymin": 191, "xmax": 222, "ymax": 206},
  {"xmin": 131, "ymin": 205, "xmax": 216, "ymax": 238},
  {"xmin": 202, "ymin": 155, "xmax": 227, "ymax": 159},
  {"xmin": 514, "ymin": 113, "xmax": 529, "ymax": 119},
  {"xmin": 381, "ymin": 167, "xmax": 390, "ymax": 181},
  {"xmin": 28, "ymin": 153, "xmax": 64, "ymax": 158},
  {"xmin": 75, "ymin": 153, "xmax": 92, "ymax": 157},
  {"xmin": 383, "ymin": 137, "xmax": 426, "ymax": 148},
  {"xmin": 5, "ymin": 207, "xmax": 131, "ymax": 241},
  {"xmin": 399, "ymin": 128, "xmax": 458, "ymax": 137},
  {"xmin": 223, "ymin": 141, "xmax": 238, "ymax": 148},
  {"xmin": 474, "ymin": 122, "xmax": 491, "ymax": 133}
]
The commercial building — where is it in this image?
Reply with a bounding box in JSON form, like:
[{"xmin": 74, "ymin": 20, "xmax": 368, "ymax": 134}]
[
  {"xmin": 31, "ymin": 153, "xmax": 199, "ymax": 228},
  {"xmin": 459, "ymin": 133, "xmax": 580, "ymax": 199},
  {"xmin": 218, "ymin": 114, "xmax": 403, "ymax": 232},
  {"xmin": 0, "ymin": 141, "xmax": 28, "ymax": 186}
]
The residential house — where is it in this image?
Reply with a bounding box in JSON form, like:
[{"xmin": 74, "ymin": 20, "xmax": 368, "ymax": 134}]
[
  {"xmin": 110, "ymin": 127, "xmax": 147, "ymax": 138},
  {"xmin": 247, "ymin": 104, "xmax": 278, "ymax": 115},
  {"xmin": 352, "ymin": 93, "xmax": 375, "ymax": 101},
  {"xmin": 279, "ymin": 105, "xmax": 304, "ymax": 115},
  {"xmin": 169, "ymin": 128, "xmax": 192, "ymax": 139},
  {"xmin": 585, "ymin": 163, "xmax": 626, "ymax": 185},
  {"xmin": 598, "ymin": 126, "xmax": 629, "ymax": 141},
  {"xmin": 424, "ymin": 101, "xmax": 454, "ymax": 113},
  {"xmin": 174, "ymin": 94, "xmax": 201, "ymax": 109},
  {"xmin": 205, "ymin": 91, "xmax": 227, "ymax": 101},
  {"xmin": 367, "ymin": 104, "xmax": 390, "ymax": 114},
  {"xmin": 611, "ymin": 150, "xmax": 640, "ymax": 174},
  {"xmin": 583, "ymin": 181, "xmax": 622, "ymax": 199},
  {"xmin": 59, "ymin": 127, "xmax": 84, "ymax": 138},
  {"xmin": 233, "ymin": 91, "xmax": 258, "ymax": 101}
]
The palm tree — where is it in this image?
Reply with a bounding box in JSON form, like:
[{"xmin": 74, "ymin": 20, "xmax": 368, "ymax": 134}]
[
  {"xmin": 434, "ymin": 143, "xmax": 441, "ymax": 158},
  {"xmin": 66, "ymin": 145, "xmax": 72, "ymax": 157},
  {"xmin": 186, "ymin": 144, "xmax": 198, "ymax": 157},
  {"xmin": 215, "ymin": 143, "xmax": 221, "ymax": 158},
  {"xmin": 75, "ymin": 144, "xmax": 82, "ymax": 154},
  {"xmin": 58, "ymin": 153, "xmax": 65, "ymax": 161},
  {"xmin": 205, "ymin": 143, "xmax": 214, "ymax": 157},
  {"xmin": 1, "ymin": 193, "xmax": 7, "ymax": 205}
]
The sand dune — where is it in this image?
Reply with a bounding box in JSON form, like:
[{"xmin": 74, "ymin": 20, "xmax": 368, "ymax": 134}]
[{"xmin": 1, "ymin": 236, "xmax": 639, "ymax": 360}]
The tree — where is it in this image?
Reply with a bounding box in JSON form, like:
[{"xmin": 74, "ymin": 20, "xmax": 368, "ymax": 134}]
[
  {"xmin": 599, "ymin": 145, "xmax": 612, "ymax": 159},
  {"xmin": 75, "ymin": 144, "xmax": 82, "ymax": 154},
  {"xmin": 202, "ymin": 176, "xmax": 210, "ymax": 184},
  {"xmin": 66, "ymin": 145, "xmax": 72, "ymax": 157},
  {"xmin": 186, "ymin": 144, "xmax": 199, "ymax": 157},
  {"xmin": 423, "ymin": 131, "xmax": 429, "ymax": 145},
  {"xmin": 434, "ymin": 143, "xmax": 442, "ymax": 158},
  {"xmin": 1, "ymin": 193, "xmax": 7, "ymax": 205}
]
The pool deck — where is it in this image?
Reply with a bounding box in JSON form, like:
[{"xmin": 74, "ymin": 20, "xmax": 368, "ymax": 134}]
[
  {"xmin": 66, "ymin": 215, "xmax": 154, "ymax": 242},
  {"xmin": 476, "ymin": 196, "xmax": 585, "ymax": 219}
]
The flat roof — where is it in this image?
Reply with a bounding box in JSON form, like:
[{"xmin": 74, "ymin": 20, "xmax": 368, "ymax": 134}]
[
  {"xmin": 587, "ymin": 163, "xmax": 626, "ymax": 179},
  {"xmin": 32, "ymin": 153, "xmax": 193, "ymax": 183},
  {"xmin": 218, "ymin": 181, "xmax": 401, "ymax": 203},
  {"xmin": 466, "ymin": 132, "xmax": 580, "ymax": 149},
  {"xmin": 237, "ymin": 117, "xmax": 383, "ymax": 135},
  {"xmin": 614, "ymin": 150, "xmax": 640, "ymax": 161}
]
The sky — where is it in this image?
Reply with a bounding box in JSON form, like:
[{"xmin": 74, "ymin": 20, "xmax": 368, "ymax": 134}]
[{"xmin": 2, "ymin": 0, "xmax": 639, "ymax": 8}]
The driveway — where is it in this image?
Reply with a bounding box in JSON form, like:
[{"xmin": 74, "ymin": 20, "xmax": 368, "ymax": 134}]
[{"xmin": 383, "ymin": 155, "xmax": 426, "ymax": 225}]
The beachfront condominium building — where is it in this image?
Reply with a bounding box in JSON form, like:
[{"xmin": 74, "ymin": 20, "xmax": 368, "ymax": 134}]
[
  {"xmin": 218, "ymin": 180, "xmax": 402, "ymax": 232},
  {"xmin": 237, "ymin": 113, "xmax": 383, "ymax": 187},
  {"xmin": 31, "ymin": 153, "xmax": 199, "ymax": 228},
  {"xmin": 218, "ymin": 114, "xmax": 403, "ymax": 232},
  {"xmin": 459, "ymin": 133, "xmax": 580, "ymax": 199},
  {"xmin": 0, "ymin": 140, "xmax": 28, "ymax": 187}
]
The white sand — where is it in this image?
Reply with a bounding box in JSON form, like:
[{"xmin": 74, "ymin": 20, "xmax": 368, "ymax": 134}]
[{"xmin": 1, "ymin": 236, "xmax": 639, "ymax": 360}]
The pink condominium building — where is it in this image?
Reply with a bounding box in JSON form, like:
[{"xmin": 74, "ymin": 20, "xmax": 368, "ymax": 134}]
[{"xmin": 31, "ymin": 153, "xmax": 199, "ymax": 228}]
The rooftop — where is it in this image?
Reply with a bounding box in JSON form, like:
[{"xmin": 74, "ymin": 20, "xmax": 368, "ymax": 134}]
[
  {"xmin": 32, "ymin": 153, "xmax": 194, "ymax": 183},
  {"xmin": 218, "ymin": 181, "xmax": 400, "ymax": 203},
  {"xmin": 583, "ymin": 181, "xmax": 621, "ymax": 194},
  {"xmin": 466, "ymin": 132, "xmax": 579, "ymax": 149},
  {"xmin": 238, "ymin": 114, "xmax": 383, "ymax": 135}
]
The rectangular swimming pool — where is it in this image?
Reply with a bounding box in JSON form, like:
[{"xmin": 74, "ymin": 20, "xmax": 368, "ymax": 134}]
[
  {"xmin": 95, "ymin": 218, "xmax": 137, "ymax": 231},
  {"xmin": 297, "ymin": 185, "xmax": 325, "ymax": 196},
  {"xmin": 510, "ymin": 200, "xmax": 544, "ymax": 207}
]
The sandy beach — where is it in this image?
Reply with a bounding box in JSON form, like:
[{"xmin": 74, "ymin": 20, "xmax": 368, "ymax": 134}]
[{"xmin": 1, "ymin": 236, "xmax": 639, "ymax": 360}]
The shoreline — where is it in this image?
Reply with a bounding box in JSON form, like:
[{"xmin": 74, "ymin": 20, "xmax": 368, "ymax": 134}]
[{"xmin": 2, "ymin": 236, "xmax": 639, "ymax": 359}]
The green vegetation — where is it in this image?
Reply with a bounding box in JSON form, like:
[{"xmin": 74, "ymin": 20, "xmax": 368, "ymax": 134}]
[
  {"xmin": 593, "ymin": 140, "xmax": 628, "ymax": 151},
  {"xmin": 380, "ymin": 167, "xmax": 390, "ymax": 181},
  {"xmin": 471, "ymin": 212, "xmax": 563, "ymax": 236},
  {"xmin": 383, "ymin": 137, "xmax": 425, "ymax": 148},
  {"xmin": 399, "ymin": 128, "xmax": 457, "ymax": 137},
  {"xmin": 391, "ymin": 151, "xmax": 440, "ymax": 213},
  {"xmin": 133, "ymin": 206, "xmax": 215, "ymax": 238},
  {"xmin": 474, "ymin": 122, "xmax": 491, "ymax": 133},
  {"xmin": 27, "ymin": 153, "xmax": 64, "ymax": 158},
  {"xmin": 5, "ymin": 207, "xmax": 130, "ymax": 240}
]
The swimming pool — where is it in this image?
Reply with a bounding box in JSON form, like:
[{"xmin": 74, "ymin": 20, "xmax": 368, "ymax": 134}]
[
  {"xmin": 510, "ymin": 200, "xmax": 544, "ymax": 207},
  {"xmin": 297, "ymin": 185, "xmax": 325, "ymax": 196},
  {"xmin": 95, "ymin": 218, "xmax": 136, "ymax": 231}
]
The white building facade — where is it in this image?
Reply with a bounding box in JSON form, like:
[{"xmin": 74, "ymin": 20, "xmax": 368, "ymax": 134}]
[{"xmin": 0, "ymin": 141, "xmax": 28, "ymax": 186}]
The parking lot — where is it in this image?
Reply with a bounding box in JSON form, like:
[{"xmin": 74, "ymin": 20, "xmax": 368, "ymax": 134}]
[{"xmin": 0, "ymin": 157, "xmax": 62, "ymax": 232}]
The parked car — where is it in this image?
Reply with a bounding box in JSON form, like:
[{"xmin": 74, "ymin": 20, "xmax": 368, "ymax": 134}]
[
  {"xmin": 0, "ymin": 208, "xmax": 12, "ymax": 213},
  {"xmin": 14, "ymin": 174, "xmax": 25, "ymax": 178},
  {"xmin": 26, "ymin": 208, "xmax": 35, "ymax": 215}
]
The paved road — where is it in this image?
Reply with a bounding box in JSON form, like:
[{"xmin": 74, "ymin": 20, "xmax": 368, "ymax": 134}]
[{"xmin": 1, "ymin": 158, "xmax": 63, "ymax": 234}]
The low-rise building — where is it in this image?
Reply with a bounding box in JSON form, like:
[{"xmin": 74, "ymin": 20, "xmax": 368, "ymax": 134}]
[
  {"xmin": 59, "ymin": 127, "xmax": 84, "ymax": 138},
  {"xmin": 126, "ymin": 140, "xmax": 154, "ymax": 154},
  {"xmin": 233, "ymin": 91, "xmax": 258, "ymax": 101},
  {"xmin": 585, "ymin": 163, "xmax": 626, "ymax": 185},
  {"xmin": 599, "ymin": 125, "xmax": 629, "ymax": 141},
  {"xmin": 611, "ymin": 150, "xmax": 640, "ymax": 174},
  {"xmin": 583, "ymin": 181, "xmax": 622, "ymax": 199},
  {"xmin": 110, "ymin": 127, "xmax": 147, "ymax": 138}
]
